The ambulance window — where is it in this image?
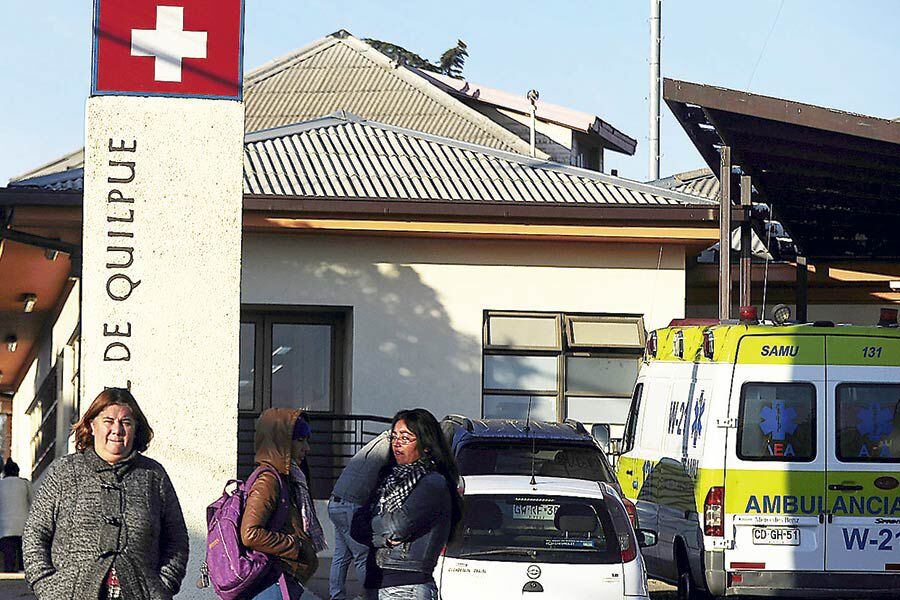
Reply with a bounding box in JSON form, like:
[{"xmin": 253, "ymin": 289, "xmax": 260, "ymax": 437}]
[
  {"xmin": 836, "ymin": 384, "xmax": 900, "ymax": 463},
  {"xmin": 738, "ymin": 383, "xmax": 816, "ymax": 462},
  {"xmin": 621, "ymin": 383, "xmax": 643, "ymax": 453}
]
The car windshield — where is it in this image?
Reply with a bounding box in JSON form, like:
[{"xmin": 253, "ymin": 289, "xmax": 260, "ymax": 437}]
[
  {"xmin": 444, "ymin": 494, "xmax": 622, "ymax": 564},
  {"xmin": 456, "ymin": 441, "xmax": 614, "ymax": 483}
]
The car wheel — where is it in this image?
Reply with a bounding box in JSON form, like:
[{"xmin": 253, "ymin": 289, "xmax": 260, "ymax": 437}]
[{"xmin": 676, "ymin": 561, "xmax": 710, "ymax": 600}]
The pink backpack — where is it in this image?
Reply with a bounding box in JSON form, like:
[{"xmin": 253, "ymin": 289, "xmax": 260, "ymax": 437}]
[{"xmin": 200, "ymin": 465, "xmax": 290, "ymax": 599}]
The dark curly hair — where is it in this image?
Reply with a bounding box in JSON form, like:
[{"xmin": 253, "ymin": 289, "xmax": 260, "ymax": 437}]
[{"xmin": 72, "ymin": 388, "xmax": 154, "ymax": 453}]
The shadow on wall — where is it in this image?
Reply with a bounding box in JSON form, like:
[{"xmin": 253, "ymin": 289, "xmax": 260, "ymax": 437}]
[{"xmin": 258, "ymin": 256, "xmax": 488, "ymax": 420}]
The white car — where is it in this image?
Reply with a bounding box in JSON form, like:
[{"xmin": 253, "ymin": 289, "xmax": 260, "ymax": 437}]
[{"xmin": 436, "ymin": 475, "xmax": 656, "ymax": 600}]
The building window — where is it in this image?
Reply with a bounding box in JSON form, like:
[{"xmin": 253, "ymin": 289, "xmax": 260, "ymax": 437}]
[
  {"xmin": 237, "ymin": 308, "xmax": 349, "ymax": 492},
  {"xmin": 482, "ymin": 312, "xmax": 644, "ymax": 425},
  {"xmin": 27, "ymin": 367, "xmax": 59, "ymax": 481}
]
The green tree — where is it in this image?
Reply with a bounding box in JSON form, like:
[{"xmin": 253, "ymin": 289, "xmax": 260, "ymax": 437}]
[
  {"xmin": 364, "ymin": 38, "xmax": 468, "ymax": 79},
  {"xmin": 363, "ymin": 38, "xmax": 439, "ymax": 72},
  {"xmin": 439, "ymin": 40, "xmax": 468, "ymax": 78}
]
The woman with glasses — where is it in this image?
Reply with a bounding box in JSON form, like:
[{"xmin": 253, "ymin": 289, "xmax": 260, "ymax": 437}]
[
  {"xmin": 23, "ymin": 388, "xmax": 188, "ymax": 600},
  {"xmin": 359, "ymin": 408, "xmax": 462, "ymax": 600}
]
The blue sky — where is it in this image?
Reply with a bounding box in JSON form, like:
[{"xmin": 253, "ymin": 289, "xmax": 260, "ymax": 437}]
[{"xmin": 2, "ymin": 0, "xmax": 898, "ymax": 184}]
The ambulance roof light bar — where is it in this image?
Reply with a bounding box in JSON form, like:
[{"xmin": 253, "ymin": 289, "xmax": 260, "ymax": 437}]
[{"xmin": 878, "ymin": 308, "xmax": 899, "ymax": 327}]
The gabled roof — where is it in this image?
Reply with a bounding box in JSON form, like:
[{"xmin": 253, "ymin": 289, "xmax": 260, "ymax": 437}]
[
  {"xmin": 241, "ymin": 112, "xmax": 710, "ymax": 206},
  {"xmin": 12, "ymin": 112, "xmax": 713, "ymax": 210},
  {"xmin": 414, "ymin": 70, "xmax": 637, "ymax": 155},
  {"xmin": 243, "ymin": 31, "xmax": 541, "ymax": 157}
]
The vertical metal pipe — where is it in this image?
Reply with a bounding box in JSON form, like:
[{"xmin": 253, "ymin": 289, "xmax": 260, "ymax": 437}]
[
  {"xmin": 796, "ymin": 256, "xmax": 809, "ymax": 323},
  {"xmin": 530, "ymin": 105, "xmax": 537, "ymax": 158},
  {"xmin": 648, "ymin": 0, "xmax": 661, "ymax": 180},
  {"xmin": 740, "ymin": 175, "xmax": 752, "ymax": 308},
  {"xmin": 719, "ymin": 146, "xmax": 732, "ymax": 321},
  {"xmin": 527, "ymin": 89, "xmax": 539, "ymax": 158}
]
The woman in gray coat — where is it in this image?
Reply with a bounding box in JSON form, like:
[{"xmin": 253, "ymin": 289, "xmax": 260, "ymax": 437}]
[{"xmin": 23, "ymin": 388, "xmax": 188, "ymax": 600}]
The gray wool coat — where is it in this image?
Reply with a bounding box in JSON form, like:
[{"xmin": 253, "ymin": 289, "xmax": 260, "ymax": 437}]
[{"xmin": 23, "ymin": 448, "xmax": 189, "ymax": 600}]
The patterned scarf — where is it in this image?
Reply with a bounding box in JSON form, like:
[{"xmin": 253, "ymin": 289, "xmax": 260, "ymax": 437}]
[
  {"xmin": 373, "ymin": 457, "xmax": 435, "ymax": 516},
  {"xmin": 289, "ymin": 461, "xmax": 328, "ymax": 553}
]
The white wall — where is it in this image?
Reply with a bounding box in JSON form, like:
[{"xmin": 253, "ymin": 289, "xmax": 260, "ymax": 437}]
[{"xmin": 242, "ymin": 233, "xmax": 686, "ymax": 421}]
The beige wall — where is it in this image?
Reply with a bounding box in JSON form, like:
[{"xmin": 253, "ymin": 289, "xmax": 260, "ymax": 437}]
[{"xmin": 242, "ymin": 233, "xmax": 686, "ymax": 421}]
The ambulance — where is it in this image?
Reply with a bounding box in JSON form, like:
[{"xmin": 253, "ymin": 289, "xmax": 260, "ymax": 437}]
[{"xmin": 615, "ymin": 307, "xmax": 900, "ymax": 598}]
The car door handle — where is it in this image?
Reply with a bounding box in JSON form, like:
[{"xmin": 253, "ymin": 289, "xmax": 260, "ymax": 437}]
[{"xmin": 828, "ymin": 484, "xmax": 863, "ymax": 491}]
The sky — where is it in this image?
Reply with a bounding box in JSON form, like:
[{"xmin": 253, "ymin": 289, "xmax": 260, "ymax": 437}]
[{"xmin": 2, "ymin": 0, "xmax": 899, "ymax": 185}]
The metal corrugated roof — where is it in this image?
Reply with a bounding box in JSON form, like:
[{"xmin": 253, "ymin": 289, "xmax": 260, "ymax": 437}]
[
  {"xmin": 650, "ymin": 168, "xmax": 719, "ymax": 200},
  {"xmin": 8, "ymin": 169, "xmax": 84, "ymax": 192},
  {"xmin": 243, "ymin": 32, "xmax": 538, "ymax": 156},
  {"xmin": 242, "ymin": 112, "xmax": 715, "ymax": 206},
  {"xmin": 11, "ymin": 113, "xmax": 714, "ymax": 208}
]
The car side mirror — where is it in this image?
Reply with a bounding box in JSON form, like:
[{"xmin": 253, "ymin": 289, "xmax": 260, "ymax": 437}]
[
  {"xmin": 636, "ymin": 528, "xmax": 658, "ymax": 548},
  {"xmin": 591, "ymin": 423, "xmax": 611, "ymax": 448}
]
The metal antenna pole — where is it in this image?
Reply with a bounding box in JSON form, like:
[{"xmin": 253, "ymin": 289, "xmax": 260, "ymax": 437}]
[
  {"xmin": 649, "ymin": 0, "xmax": 661, "ymax": 180},
  {"xmin": 527, "ymin": 89, "xmax": 539, "ymax": 158}
]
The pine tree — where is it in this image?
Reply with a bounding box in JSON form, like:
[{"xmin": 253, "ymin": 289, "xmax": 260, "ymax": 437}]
[
  {"xmin": 439, "ymin": 40, "xmax": 468, "ymax": 79},
  {"xmin": 364, "ymin": 38, "xmax": 469, "ymax": 79}
]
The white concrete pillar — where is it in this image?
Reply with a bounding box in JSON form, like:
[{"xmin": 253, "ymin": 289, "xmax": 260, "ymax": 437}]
[{"xmin": 83, "ymin": 4, "xmax": 245, "ymax": 593}]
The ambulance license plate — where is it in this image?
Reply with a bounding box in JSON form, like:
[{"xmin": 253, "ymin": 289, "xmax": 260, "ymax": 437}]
[{"xmin": 752, "ymin": 527, "xmax": 800, "ymax": 545}]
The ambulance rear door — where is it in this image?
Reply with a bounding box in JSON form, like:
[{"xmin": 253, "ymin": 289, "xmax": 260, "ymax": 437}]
[
  {"xmin": 723, "ymin": 334, "xmax": 826, "ymax": 573},
  {"xmin": 825, "ymin": 335, "xmax": 900, "ymax": 573}
]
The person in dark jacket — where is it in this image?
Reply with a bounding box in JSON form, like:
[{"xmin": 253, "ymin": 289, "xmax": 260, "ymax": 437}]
[
  {"xmin": 23, "ymin": 388, "xmax": 188, "ymax": 600},
  {"xmin": 360, "ymin": 409, "xmax": 462, "ymax": 600},
  {"xmin": 240, "ymin": 408, "xmax": 319, "ymax": 599},
  {"xmin": 329, "ymin": 429, "xmax": 391, "ymax": 600}
]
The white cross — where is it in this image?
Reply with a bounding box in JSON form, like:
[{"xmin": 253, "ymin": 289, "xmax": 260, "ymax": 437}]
[{"xmin": 131, "ymin": 6, "xmax": 208, "ymax": 83}]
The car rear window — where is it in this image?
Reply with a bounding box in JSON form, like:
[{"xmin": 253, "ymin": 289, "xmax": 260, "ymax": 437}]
[
  {"xmin": 836, "ymin": 384, "xmax": 900, "ymax": 463},
  {"xmin": 444, "ymin": 494, "xmax": 622, "ymax": 564},
  {"xmin": 455, "ymin": 441, "xmax": 614, "ymax": 483}
]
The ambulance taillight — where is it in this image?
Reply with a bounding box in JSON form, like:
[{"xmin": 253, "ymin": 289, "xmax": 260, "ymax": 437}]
[
  {"xmin": 647, "ymin": 331, "xmax": 658, "ymax": 357},
  {"xmin": 702, "ymin": 329, "xmax": 715, "ymax": 359},
  {"xmin": 704, "ymin": 486, "xmax": 725, "ymax": 537},
  {"xmin": 622, "ymin": 497, "xmax": 638, "ymax": 528}
]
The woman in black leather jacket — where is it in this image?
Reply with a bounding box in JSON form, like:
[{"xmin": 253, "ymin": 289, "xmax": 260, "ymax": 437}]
[{"xmin": 360, "ymin": 408, "xmax": 462, "ymax": 600}]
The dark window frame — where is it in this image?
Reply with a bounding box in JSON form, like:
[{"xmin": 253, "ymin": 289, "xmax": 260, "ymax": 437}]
[
  {"xmin": 239, "ymin": 306, "xmax": 349, "ymax": 417},
  {"xmin": 835, "ymin": 382, "xmax": 900, "ymax": 464},
  {"xmin": 737, "ymin": 381, "xmax": 817, "ymax": 463}
]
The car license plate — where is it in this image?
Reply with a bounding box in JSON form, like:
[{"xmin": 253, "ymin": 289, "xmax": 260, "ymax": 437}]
[
  {"xmin": 752, "ymin": 527, "xmax": 800, "ymax": 545},
  {"xmin": 512, "ymin": 503, "xmax": 559, "ymax": 520}
]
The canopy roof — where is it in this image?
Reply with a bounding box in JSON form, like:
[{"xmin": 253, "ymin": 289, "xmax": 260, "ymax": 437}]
[{"xmin": 665, "ymin": 78, "xmax": 900, "ymax": 260}]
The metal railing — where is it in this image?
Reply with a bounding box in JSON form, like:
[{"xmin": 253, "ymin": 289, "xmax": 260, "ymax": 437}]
[{"xmin": 305, "ymin": 413, "xmax": 391, "ymax": 499}]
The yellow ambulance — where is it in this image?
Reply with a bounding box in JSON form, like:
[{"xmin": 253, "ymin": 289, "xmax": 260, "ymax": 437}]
[{"xmin": 616, "ymin": 310, "xmax": 900, "ymax": 598}]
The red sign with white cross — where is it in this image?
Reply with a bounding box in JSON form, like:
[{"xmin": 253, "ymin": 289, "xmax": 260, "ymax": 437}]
[{"xmin": 92, "ymin": 0, "xmax": 244, "ymax": 99}]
